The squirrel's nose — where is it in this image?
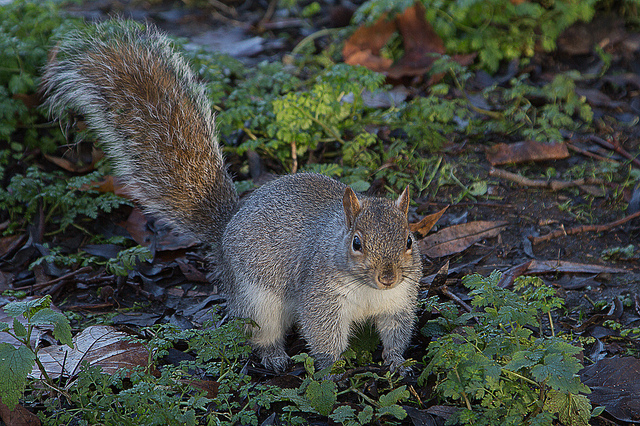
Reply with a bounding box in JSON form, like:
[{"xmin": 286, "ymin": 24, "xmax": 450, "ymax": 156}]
[{"xmin": 377, "ymin": 268, "xmax": 397, "ymax": 288}]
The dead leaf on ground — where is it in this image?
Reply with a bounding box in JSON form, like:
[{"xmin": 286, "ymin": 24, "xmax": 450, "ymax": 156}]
[
  {"xmin": 497, "ymin": 260, "xmax": 533, "ymax": 288},
  {"xmin": 29, "ymin": 325, "xmax": 149, "ymax": 380},
  {"xmin": 119, "ymin": 208, "xmax": 152, "ymax": 247},
  {"xmin": 44, "ymin": 154, "xmax": 94, "ymax": 174},
  {"xmin": 0, "ymin": 234, "xmax": 26, "ymax": 259},
  {"xmin": 343, "ymin": 2, "xmax": 472, "ymax": 79},
  {"xmin": 176, "ymin": 258, "xmax": 208, "ymax": 283},
  {"xmin": 525, "ymin": 260, "xmax": 627, "ymax": 275},
  {"xmin": 419, "ymin": 220, "xmax": 508, "ymax": 258},
  {"xmin": 79, "ymin": 175, "xmax": 132, "ymax": 198},
  {"xmin": 486, "ymin": 140, "xmax": 570, "ymax": 166},
  {"xmin": 410, "ymin": 206, "xmax": 448, "ymax": 237},
  {"xmin": 0, "ymin": 399, "xmax": 40, "ymax": 426},
  {"xmin": 342, "ymin": 15, "xmax": 396, "ymax": 72},
  {"xmin": 581, "ymin": 357, "xmax": 640, "ymax": 423}
]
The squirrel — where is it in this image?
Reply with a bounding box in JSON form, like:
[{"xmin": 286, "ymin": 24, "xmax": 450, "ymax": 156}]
[{"xmin": 41, "ymin": 21, "xmax": 423, "ymax": 374}]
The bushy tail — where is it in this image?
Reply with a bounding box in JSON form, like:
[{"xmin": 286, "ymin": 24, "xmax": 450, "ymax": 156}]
[{"xmin": 41, "ymin": 21, "xmax": 238, "ymax": 245}]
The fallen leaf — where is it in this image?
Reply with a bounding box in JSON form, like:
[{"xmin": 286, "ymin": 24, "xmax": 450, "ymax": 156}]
[
  {"xmin": 342, "ymin": 16, "xmax": 396, "ymax": 72},
  {"xmin": 29, "ymin": 325, "xmax": 149, "ymax": 380},
  {"xmin": 0, "ymin": 399, "xmax": 40, "ymax": 426},
  {"xmin": 44, "ymin": 154, "xmax": 94, "ymax": 174},
  {"xmin": 0, "ymin": 234, "xmax": 26, "ymax": 259},
  {"xmin": 581, "ymin": 357, "xmax": 640, "ymax": 423},
  {"xmin": 575, "ymin": 88, "xmax": 627, "ymax": 109},
  {"xmin": 419, "ymin": 220, "xmax": 508, "ymax": 258},
  {"xmin": 410, "ymin": 206, "xmax": 448, "ymax": 236},
  {"xmin": 111, "ymin": 312, "xmax": 162, "ymax": 327},
  {"xmin": 343, "ymin": 2, "xmax": 449, "ymax": 79},
  {"xmin": 497, "ymin": 260, "xmax": 533, "ymax": 288},
  {"xmin": 387, "ymin": 3, "xmax": 444, "ymax": 79},
  {"xmin": 525, "ymin": 260, "xmax": 627, "ymax": 275},
  {"xmin": 176, "ymin": 258, "xmax": 208, "ymax": 283},
  {"xmin": 79, "ymin": 175, "xmax": 132, "ymax": 198},
  {"xmin": 486, "ymin": 140, "xmax": 569, "ymax": 165},
  {"xmin": 119, "ymin": 208, "xmax": 152, "ymax": 247}
]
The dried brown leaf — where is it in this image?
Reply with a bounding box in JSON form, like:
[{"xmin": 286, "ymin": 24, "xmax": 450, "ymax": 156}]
[
  {"xmin": 581, "ymin": 357, "xmax": 640, "ymax": 423},
  {"xmin": 410, "ymin": 206, "xmax": 448, "ymax": 236},
  {"xmin": 526, "ymin": 260, "xmax": 627, "ymax": 274},
  {"xmin": 29, "ymin": 325, "xmax": 149, "ymax": 380},
  {"xmin": 419, "ymin": 220, "xmax": 507, "ymax": 258},
  {"xmin": 486, "ymin": 140, "xmax": 569, "ymax": 166},
  {"xmin": 343, "ymin": 2, "xmax": 450, "ymax": 79},
  {"xmin": 0, "ymin": 400, "xmax": 40, "ymax": 426}
]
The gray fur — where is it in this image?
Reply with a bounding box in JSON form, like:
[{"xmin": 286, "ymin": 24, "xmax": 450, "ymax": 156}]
[{"xmin": 41, "ymin": 22, "xmax": 422, "ymax": 373}]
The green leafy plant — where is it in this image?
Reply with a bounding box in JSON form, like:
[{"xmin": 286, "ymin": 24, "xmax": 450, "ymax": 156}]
[
  {"xmin": 354, "ymin": 0, "xmax": 598, "ymax": 72},
  {"xmin": 0, "ymin": 295, "xmax": 72, "ymax": 409},
  {"xmin": 0, "ymin": 0, "xmax": 82, "ymax": 150},
  {"xmin": 105, "ymin": 245, "xmax": 153, "ymax": 276},
  {"xmin": 0, "ymin": 167, "xmax": 129, "ymax": 235},
  {"xmin": 279, "ymin": 353, "xmax": 410, "ymax": 424},
  {"xmin": 422, "ymin": 271, "xmax": 594, "ymax": 426}
]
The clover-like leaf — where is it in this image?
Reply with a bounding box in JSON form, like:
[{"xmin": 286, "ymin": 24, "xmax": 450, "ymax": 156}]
[
  {"xmin": 12, "ymin": 317, "xmax": 27, "ymax": 338},
  {"xmin": 379, "ymin": 385, "xmax": 409, "ymax": 407},
  {"xmin": 0, "ymin": 343, "xmax": 36, "ymax": 410},
  {"xmin": 329, "ymin": 405, "xmax": 356, "ymax": 423},
  {"xmin": 306, "ymin": 380, "xmax": 337, "ymax": 416},
  {"xmin": 377, "ymin": 404, "xmax": 407, "ymax": 420},
  {"xmin": 30, "ymin": 308, "xmax": 73, "ymax": 348},
  {"xmin": 544, "ymin": 390, "xmax": 591, "ymax": 426},
  {"xmin": 3, "ymin": 295, "xmax": 52, "ymax": 319}
]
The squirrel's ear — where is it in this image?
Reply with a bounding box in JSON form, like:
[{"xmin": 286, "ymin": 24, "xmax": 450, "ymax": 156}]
[
  {"xmin": 343, "ymin": 187, "xmax": 361, "ymax": 229},
  {"xmin": 395, "ymin": 186, "xmax": 410, "ymax": 217}
]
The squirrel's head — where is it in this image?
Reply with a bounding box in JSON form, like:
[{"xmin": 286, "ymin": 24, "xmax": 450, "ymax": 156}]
[{"xmin": 342, "ymin": 186, "xmax": 419, "ymax": 290}]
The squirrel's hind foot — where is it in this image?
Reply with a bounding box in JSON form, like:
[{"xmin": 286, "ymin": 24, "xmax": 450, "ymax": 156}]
[
  {"xmin": 259, "ymin": 345, "xmax": 291, "ymax": 373},
  {"xmin": 386, "ymin": 355, "xmax": 412, "ymax": 377}
]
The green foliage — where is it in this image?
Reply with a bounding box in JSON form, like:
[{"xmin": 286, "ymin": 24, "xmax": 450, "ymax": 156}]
[
  {"xmin": 105, "ymin": 245, "xmax": 153, "ymax": 276},
  {"xmin": 0, "ymin": 0, "xmax": 82, "ymax": 149},
  {"xmin": 44, "ymin": 364, "xmax": 209, "ymax": 426},
  {"xmin": 354, "ymin": 0, "xmax": 598, "ymax": 72},
  {"xmin": 601, "ymin": 244, "xmax": 635, "ymax": 261},
  {"xmin": 492, "ymin": 72, "xmax": 593, "ymax": 141},
  {"xmin": 422, "ymin": 272, "xmax": 591, "ymax": 426},
  {"xmin": 0, "ymin": 167, "xmax": 129, "ymax": 235},
  {"xmin": 0, "ymin": 295, "xmax": 72, "ymax": 410},
  {"xmin": 306, "ymin": 380, "xmax": 337, "ymax": 416},
  {"xmin": 282, "ymin": 353, "xmax": 409, "ymax": 424}
]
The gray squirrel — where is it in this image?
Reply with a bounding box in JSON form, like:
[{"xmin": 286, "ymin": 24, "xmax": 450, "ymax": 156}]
[{"xmin": 41, "ymin": 21, "xmax": 423, "ymax": 373}]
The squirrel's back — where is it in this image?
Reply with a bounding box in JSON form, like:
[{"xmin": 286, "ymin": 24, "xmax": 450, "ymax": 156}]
[{"xmin": 41, "ymin": 21, "xmax": 238, "ymax": 245}]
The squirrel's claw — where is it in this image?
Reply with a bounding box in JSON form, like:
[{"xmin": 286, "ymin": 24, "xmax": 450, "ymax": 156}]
[{"xmin": 259, "ymin": 346, "xmax": 291, "ymax": 373}]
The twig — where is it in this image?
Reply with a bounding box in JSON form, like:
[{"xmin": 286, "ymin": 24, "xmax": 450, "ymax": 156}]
[
  {"xmin": 440, "ymin": 286, "xmax": 473, "ymax": 313},
  {"xmin": 258, "ymin": 0, "xmax": 278, "ymax": 27},
  {"xmin": 587, "ymin": 134, "xmax": 640, "ymax": 169},
  {"xmin": 13, "ymin": 266, "xmax": 93, "ymax": 291},
  {"xmin": 566, "ymin": 143, "xmax": 620, "ymax": 165},
  {"xmin": 530, "ymin": 210, "xmax": 640, "ymax": 244},
  {"xmin": 417, "ymin": 200, "xmax": 515, "ymax": 211},
  {"xmin": 208, "ymin": 0, "xmax": 238, "ymax": 18},
  {"xmin": 490, "ymin": 168, "xmax": 605, "ymax": 191},
  {"xmin": 291, "ymin": 28, "xmax": 339, "ymax": 55}
]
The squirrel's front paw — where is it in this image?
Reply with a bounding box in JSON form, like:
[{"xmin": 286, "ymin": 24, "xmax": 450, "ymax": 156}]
[
  {"xmin": 386, "ymin": 355, "xmax": 412, "ymax": 377},
  {"xmin": 259, "ymin": 345, "xmax": 291, "ymax": 373}
]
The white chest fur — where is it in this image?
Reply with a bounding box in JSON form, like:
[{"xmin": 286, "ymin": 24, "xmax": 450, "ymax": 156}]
[{"xmin": 338, "ymin": 280, "xmax": 412, "ymax": 323}]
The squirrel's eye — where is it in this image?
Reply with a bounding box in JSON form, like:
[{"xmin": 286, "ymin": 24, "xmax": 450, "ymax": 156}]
[
  {"xmin": 352, "ymin": 235, "xmax": 362, "ymax": 252},
  {"xmin": 406, "ymin": 235, "xmax": 412, "ymax": 250}
]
